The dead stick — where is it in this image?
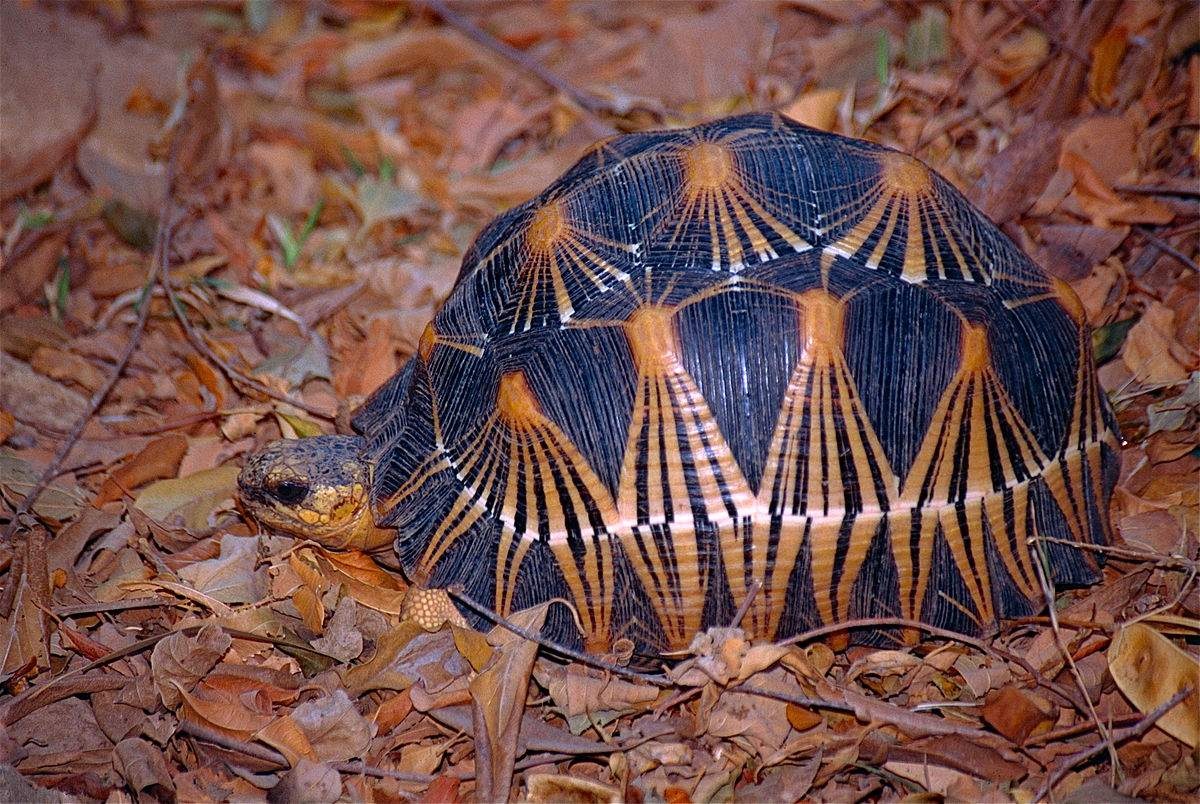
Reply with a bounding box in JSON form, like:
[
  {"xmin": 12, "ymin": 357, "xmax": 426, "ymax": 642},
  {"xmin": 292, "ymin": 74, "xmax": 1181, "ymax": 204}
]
[
  {"xmin": 1136, "ymin": 226, "xmax": 1199, "ymax": 273},
  {"xmin": 1034, "ymin": 686, "xmax": 1193, "ymax": 802},
  {"xmin": 421, "ymin": 0, "xmax": 617, "ymax": 138},
  {"xmin": 0, "ymin": 194, "xmax": 176, "ymax": 545}
]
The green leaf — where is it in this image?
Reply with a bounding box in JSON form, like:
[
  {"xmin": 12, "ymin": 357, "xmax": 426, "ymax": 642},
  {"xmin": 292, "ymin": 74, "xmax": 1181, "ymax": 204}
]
[
  {"xmin": 1093, "ymin": 316, "xmax": 1137, "ymax": 364},
  {"xmin": 268, "ymin": 198, "xmax": 324, "ymax": 269},
  {"xmin": 875, "ymin": 29, "xmax": 891, "ymax": 86},
  {"xmin": 905, "ymin": 6, "xmax": 948, "ymax": 69}
]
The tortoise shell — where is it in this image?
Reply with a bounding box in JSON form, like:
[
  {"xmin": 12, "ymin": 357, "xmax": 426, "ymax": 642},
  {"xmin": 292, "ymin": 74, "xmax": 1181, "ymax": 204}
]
[{"xmin": 355, "ymin": 113, "xmax": 1118, "ymax": 653}]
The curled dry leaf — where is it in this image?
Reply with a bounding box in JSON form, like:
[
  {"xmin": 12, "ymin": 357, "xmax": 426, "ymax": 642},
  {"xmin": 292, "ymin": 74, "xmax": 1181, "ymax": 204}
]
[
  {"xmin": 536, "ymin": 663, "xmax": 660, "ymax": 718},
  {"xmin": 1108, "ymin": 623, "xmax": 1200, "ymax": 748},
  {"xmin": 150, "ymin": 623, "xmax": 231, "ymax": 710},
  {"xmin": 525, "ymin": 773, "xmax": 621, "ymax": 804},
  {"xmin": 113, "ymin": 737, "xmax": 174, "ymax": 799},
  {"xmin": 288, "ymin": 689, "xmax": 374, "ymax": 763},
  {"xmin": 471, "ymin": 603, "xmax": 550, "ymax": 802},
  {"xmin": 267, "ymin": 758, "xmax": 342, "ymax": 804}
]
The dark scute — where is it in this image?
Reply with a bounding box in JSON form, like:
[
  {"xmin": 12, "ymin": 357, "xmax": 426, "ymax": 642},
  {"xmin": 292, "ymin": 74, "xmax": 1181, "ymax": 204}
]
[
  {"xmin": 429, "ymin": 343, "xmax": 501, "ymax": 457},
  {"xmin": 842, "ymin": 276, "xmax": 962, "ymax": 479},
  {"xmin": 986, "ymin": 297, "xmax": 1080, "ymax": 456},
  {"xmin": 676, "ymin": 286, "xmax": 801, "ymax": 494},
  {"xmin": 776, "ymin": 519, "xmax": 821, "ymax": 638},
  {"xmin": 497, "ymin": 327, "xmax": 638, "ymax": 497},
  {"xmin": 1030, "ymin": 478, "xmax": 1103, "ymax": 587},
  {"xmin": 922, "ymin": 522, "xmax": 990, "ymax": 636},
  {"xmin": 352, "ymin": 358, "xmax": 416, "ymax": 438},
  {"xmin": 371, "ymin": 362, "xmax": 438, "ymax": 519}
]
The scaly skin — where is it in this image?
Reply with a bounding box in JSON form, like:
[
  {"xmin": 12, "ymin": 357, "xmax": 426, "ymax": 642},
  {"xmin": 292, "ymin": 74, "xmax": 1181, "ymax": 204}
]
[{"xmin": 237, "ymin": 435, "xmax": 392, "ymax": 551}]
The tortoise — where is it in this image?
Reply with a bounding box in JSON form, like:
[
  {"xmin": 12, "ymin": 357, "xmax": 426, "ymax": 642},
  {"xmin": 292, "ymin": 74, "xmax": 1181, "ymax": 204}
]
[{"xmin": 239, "ymin": 113, "xmax": 1118, "ymax": 655}]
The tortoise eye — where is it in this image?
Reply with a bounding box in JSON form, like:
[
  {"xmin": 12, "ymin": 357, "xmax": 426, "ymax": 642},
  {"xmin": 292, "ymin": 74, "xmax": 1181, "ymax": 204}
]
[{"xmin": 270, "ymin": 479, "xmax": 309, "ymax": 506}]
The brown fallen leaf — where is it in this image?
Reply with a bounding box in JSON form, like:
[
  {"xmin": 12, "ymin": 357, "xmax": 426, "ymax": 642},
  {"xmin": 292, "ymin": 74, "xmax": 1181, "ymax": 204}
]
[
  {"xmin": 310, "ymin": 596, "xmax": 364, "ymax": 663},
  {"xmin": 93, "ymin": 434, "xmax": 188, "ymax": 507},
  {"xmin": 288, "ymin": 690, "xmax": 374, "ymax": 762},
  {"xmin": 267, "ymin": 758, "xmax": 342, "ymax": 804},
  {"xmin": 1108, "ymin": 623, "xmax": 1200, "ymax": 748},
  {"xmin": 133, "ymin": 465, "xmax": 241, "ymax": 536},
  {"xmin": 536, "ymin": 662, "xmax": 660, "ymax": 718},
  {"xmin": 471, "ymin": 603, "xmax": 549, "ymax": 802},
  {"xmin": 525, "ymin": 773, "xmax": 621, "ymax": 804},
  {"xmin": 150, "ymin": 623, "xmax": 231, "ymax": 710},
  {"xmin": 177, "ymin": 534, "xmax": 266, "ymax": 605},
  {"xmin": 113, "ymin": 737, "xmax": 175, "ymax": 800},
  {"xmin": 781, "ymin": 89, "xmax": 843, "ymax": 132},
  {"xmin": 1122, "ymin": 302, "xmax": 1192, "ymax": 386},
  {"xmin": 0, "ymin": 3, "xmax": 98, "ymax": 201},
  {"xmin": 981, "ymin": 685, "xmax": 1058, "ymax": 744}
]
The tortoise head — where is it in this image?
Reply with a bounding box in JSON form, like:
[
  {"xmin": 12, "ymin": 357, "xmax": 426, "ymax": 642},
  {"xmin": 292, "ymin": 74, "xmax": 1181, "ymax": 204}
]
[{"xmin": 237, "ymin": 435, "xmax": 392, "ymax": 550}]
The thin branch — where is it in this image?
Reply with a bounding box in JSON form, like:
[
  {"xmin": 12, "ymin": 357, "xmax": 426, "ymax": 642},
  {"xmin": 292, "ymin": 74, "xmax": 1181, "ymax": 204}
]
[
  {"xmin": 420, "ymin": 0, "xmax": 618, "ymax": 138},
  {"xmin": 0, "ymin": 199, "xmax": 176, "ymax": 545},
  {"xmin": 1034, "ymin": 686, "xmax": 1194, "ymax": 801},
  {"xmin": 448, "ymin": 588, "xmax": 672, "ymax": 686},
  {"xmin": 1135, "ymin": 226, "xmax": 1199, "ymax": 273},
  {"xmin": 1031, "ymin": 542, "xmax": 1121, "ymax": 787}
]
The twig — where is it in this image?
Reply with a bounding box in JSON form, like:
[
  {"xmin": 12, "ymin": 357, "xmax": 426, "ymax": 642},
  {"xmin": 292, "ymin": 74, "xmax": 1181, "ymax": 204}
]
[
  {"xmin": 448, "ymin": 588, "xmax": 672, "ymax": 686},
  {"xmin": 420, "ymin": 0, "xmax": 617, "ymax": 138},
  {"xmin": 1033, "ymin": 536, "xmax": 1199, "ymax": 572},
  {"xmin": 1034, "ymin": 686, "xmax": 1194, "ymax": 801},
  {"xmin": 778, "ymin": 615, "xmax": 1089, "ymax": 714},
  {"xmin": 54, "ymin": 597, "xmax": 173, "ymax": 617},
  {"xmin": 1135, "ymin": 226, "xmax": 1199, "ymax": 273},
  {"xmin": 730, "ymin": 579, "xmax": 762, "ymax": 629},
  {"xmin": 1025, "ymin": 713, "xmax": 1143, "ymax": 748},
  {"xmin": 158, "ymin": 276, "xmax": 335, "ymax": 420},
  {"xmin": 1031, "ymin": 542, "xmax": 1121, "ymax": 788},
  {"xmin": 1116, "ymin": 183, "xmax": 1200, "ymax": 199},
  {"xmin": 0, "ymin": 208, "xmax": 175, "ymax": 545}
]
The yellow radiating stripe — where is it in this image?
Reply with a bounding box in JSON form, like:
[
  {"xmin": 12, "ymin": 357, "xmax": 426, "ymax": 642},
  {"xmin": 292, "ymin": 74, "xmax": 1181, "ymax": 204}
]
[
  {"xmin": 419, "ymin": 489, "xmax": 486, "ymax": 574},
  {"xmin": 865, "ymin": 198, "xmax": 901, "ymax": 270},
  {"xmin": 831, "ymin": 191, "xmax": 888, "ymax": 259},
  {"xmin": 809, "ymin": 514, "xmax": 882, "ymax": 625},
  {"xmin": 741, "ymin": 189, "xmax": 808, "ymax": 251},
  {"xmin": 890, "ymin": 507, "xmax": 936, "ymax": 620},
  {"xmin": 715, "ymin": 191, "xmax": 743, "ymax": 270},
  {"xmin": 938, "ymin": 500, "xmax": 995, "ymax": 623},
  {"xmin": 901, "ymin": 197, "xmax": 927, "ymax": 282},
  {"xmin": 834, "ymin": 361, "xmax": 899, "ymax": 511},
  {"xmin": 983, "ymin": 487, "xmax": 1039, "ymax": 602}
]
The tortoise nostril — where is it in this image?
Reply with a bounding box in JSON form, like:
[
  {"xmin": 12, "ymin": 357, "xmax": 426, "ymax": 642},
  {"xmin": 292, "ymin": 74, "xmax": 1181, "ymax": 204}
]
[{"xmin": 270, "ymin": 480, "xmax": 310, "ymax": 506}]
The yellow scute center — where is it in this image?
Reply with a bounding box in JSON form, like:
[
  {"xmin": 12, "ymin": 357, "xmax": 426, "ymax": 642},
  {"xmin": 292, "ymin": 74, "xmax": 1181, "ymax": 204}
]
[
  {"xmin": 526, "ymin": 200, "xmax": 568, "ymax": 256},
  {"xmin": 960, "ymin": 324, "xmax": 991, "ymax": 373},
  {"xmin": 798, "ymin": 289, "xmax": 846, "ymax": 359},
  {"xmin": 496, "ymin": 370, "xmax": 542, "ymax": 427},
  {"xmin": 624, "ymin": 305, "xmax": 678, "ymax": 370},
  {"xmin": 684, "ymin": 142, "xmax": 735, "ymax": 192},
  {"xmin": 879, "ymin": 152, "xmax": 932, "ymax": 195}
]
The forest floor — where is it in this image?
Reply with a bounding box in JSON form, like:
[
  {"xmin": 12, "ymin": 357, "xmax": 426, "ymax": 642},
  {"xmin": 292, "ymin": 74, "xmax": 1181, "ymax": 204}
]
[{"xmin": 1, "ymin": 1, "xmax": 1197, "ymax": 801}]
